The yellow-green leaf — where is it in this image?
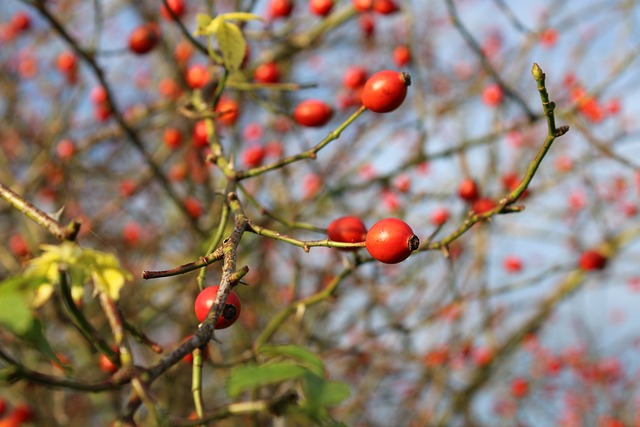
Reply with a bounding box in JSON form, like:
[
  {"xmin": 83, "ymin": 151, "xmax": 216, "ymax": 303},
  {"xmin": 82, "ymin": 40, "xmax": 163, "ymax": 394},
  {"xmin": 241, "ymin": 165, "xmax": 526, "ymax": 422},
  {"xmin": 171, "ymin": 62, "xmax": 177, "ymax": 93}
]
[
  {"xmin": 214, "ymin": 21, "xmax": 246, "ymax": 73},
  {"xmin": 194, "ymin": 13, "xmax": 213, "ymax": 35},
  {"xmin": 218, "ymin": 12, "xmax": 262, "ymax": 22}
]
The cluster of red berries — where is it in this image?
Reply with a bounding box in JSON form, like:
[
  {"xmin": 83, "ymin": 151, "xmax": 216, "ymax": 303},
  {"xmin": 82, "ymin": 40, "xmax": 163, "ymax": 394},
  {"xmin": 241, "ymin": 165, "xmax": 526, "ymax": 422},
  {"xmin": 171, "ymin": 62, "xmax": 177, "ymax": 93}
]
[{"xmin": 328, "ymin": 216, "xmax": 420, "ymax": 264}]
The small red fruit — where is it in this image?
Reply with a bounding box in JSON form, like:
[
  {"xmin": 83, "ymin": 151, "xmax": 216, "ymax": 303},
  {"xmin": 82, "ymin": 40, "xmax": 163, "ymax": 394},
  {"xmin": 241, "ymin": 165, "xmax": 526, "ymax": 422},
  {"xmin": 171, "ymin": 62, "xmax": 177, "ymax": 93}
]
[
  {"xmin": 99, "ymin": 353, "xmax": 119, "ymax": 373},
  {"xmin": 11, "ymin": 11, "xmax": 31, "ymax": 33},
  {"xmin": 293, "ymin": 99, "xmax": 333, "ymax": 127},
  {"xmin": 482, "ymin": 82, "xmax": 503, "ymax": 107},
  {"xmin": 128, "ymin": 23, "xmax": 160, "ymax": 55},
  {"xmin": 242, "ymin": 145, "xmax": 266, "ymax": 167},
  {"xmin": 343, "ymin": 65, "xmax": 368, "ymax": 89},
  {"xmin": 194, "ymin": 285, "xmax": 242, "ymax": 328},
  {"xmin": 253, "ymin": 61, "xmax": 280, "ymax": 83},
  {"xmin": 9, "ymin": 233, "xmax": 29, "ymax": 258},
  {"xmin": 186, "ymin": 64, "xmax": 210, "ymax": 89},
  {"xmin": 268, "ymin": 0, "xmax": 294, "ymax": 19},
  {"xmin": 57, "ymin": 51, "xmax": 77, "ymax": 74},
  {"xmin": 184, "ymin": 197, "xmax": 203, "ymax": 219},
  {"xmin": 579, "ymin": 249, "xmax": 607, "ymax": 271},
  {"xmin": 161, "ymin": 0, "xmax": 186, "ymax": 20},
  {"xmin": 310, "ymin": 0, "xmax": 334, "ymax": 16},
  {"xmin": 352, "ymin": 0, "xmax": 373, "ymax": 12},
  {"xmin": 359, "ymin": 13, "xmax": 375, "ymax": 37},
  {"xmin": 192, "ymin": 120, "xmax": 209, "ymax": 148},
  {"xmin": 327, "ymin": 216, "xmax": 367, "ymax": 248},
  {"xmin": 361, "ymin": 70, "xmax": 411, "ymax": 113},
  {"xmin": 163, "ymin": 128, "xmax": 182, "ymax": 149},
  {"xmin": 365, "ymin": 218, "xmax": 419, "ymax": 264},
  {"xmin": 471, "ymin": 197, "xmax": 496, "ymax": 215},
  {"xmin": 430, "ymin": 207, "xmax": 450, "ymax": 226},
  {"xmin": 56, "ymin": 139, "xmax": 75, "ymax": 160},
  {"xmin": 373, "ymin": 0, "xmax": 399, "ymax": 14},
  {"xmin": 503, "ymin": 255, "xmax": 523, "ymax": 273},
  {"xmin": 510, "ymin": 377, "xmax": 529, "ymax": 399},
  {"xmin": 458, "ymin": 178, "xmax": 479, "ymax": 202},
  {"xmin": 393, "ymin": 45, "xmax": 411, "ymax": 67},
  {"xmin": 215, "ymin": 97, "xmax": 240, "ymax": 126},
  {"xmin": 11, "ymin": 404, "xmax": 34, "ymax": 424}
]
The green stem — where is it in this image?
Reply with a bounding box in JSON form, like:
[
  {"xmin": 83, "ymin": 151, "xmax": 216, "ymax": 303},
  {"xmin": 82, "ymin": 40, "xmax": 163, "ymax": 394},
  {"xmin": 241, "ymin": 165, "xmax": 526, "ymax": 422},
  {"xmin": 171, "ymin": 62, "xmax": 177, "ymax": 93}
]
[{"xmin": 236, "ymin": 105, "xmax": 367, "ymax": 180}]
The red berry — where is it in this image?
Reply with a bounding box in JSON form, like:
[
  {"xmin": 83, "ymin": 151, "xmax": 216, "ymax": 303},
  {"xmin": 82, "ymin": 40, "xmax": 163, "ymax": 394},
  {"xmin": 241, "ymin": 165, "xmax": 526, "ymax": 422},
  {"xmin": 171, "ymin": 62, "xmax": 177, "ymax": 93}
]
[
  {"xmin": 253, "ymin": 61, "xmax": 280, "ymax": 83},
  {"xmin": 510, "ymin": 377, "xmax": 529, "ymax": 399},
  {"xmin": 310, "ymin": 0, "xmax": 334, "ymax": 16},
  {"xmin": 215, "ymin": 97, "xmax": 239, "ymax": 126},
  {"xmin": 186, "ymin": 64, "xmax": 210, "ymax": 89},
  {"xmin": 365, "ymin": 218, "xmax": 419, "ymax": 264},
  {"xmin": 161, "ymin": 0, "xmax": 186, "ymax": 20},
  {"xmin": 194, "ymin": 285, "xmax": 242, "ymax": 328},
  {"xmin": 122, "ymin": 221, "xmax": 142, "ymax": 246},
  {"xmin": 268, "ymin": 0, "xmax": 294, "ymax": 19},
  {"xmin": 242, "ymin": 145, "xmax": 266, "ymax": 167},
  {"xmin": 184, "ymin": 197, "xmax": 203, "ymax": 219},
  {"xmin": 90, "ymin": 86, "xmax": 108, "ymax": 104},
  {"xmin": 393, "ymin": 45, "xmax": 411, "ymax": 67},
  {"xmin": 98, "ymin": 353, "xmax": 119, "ymax": 373},
  {"xmin": 471, "ymin": 197, "xmax": 496, "ymax": 215},
  {"xmin": 343, "ymin": 65, "xmax": 368, "ymax": 89},
  {"xmin": 361, "ymin": 70, "xmax": 411, "ymax": 113},
  {"xmin": 11, "ymin": 404, "xmax": 34, "ymax": 424},
  {"xmin": 57, "ymin": 51, "xmax": 77, "ymax": 73},
  {"xmin": 430, "ymin": 207, "xmax": 450, "ymax": 226},
  {"xmin": 352, "ymin": 0, "xmax": 373, "ymax": 12},
  {"xmin": 503, "ymin": 255, "xmax": 523, "ymax": 273},
  {"xmin": 482, "ymin": 83, "xmax": 503, "ymax": 106},
  {"xmin": 0, "ymin": 398, "xmax": 6, "ymax": 418},
  {"xmin": 579, "ymin": 249, "xmax": 607, "ymax": 271},
  {"xmin": 327, "ymin": 216, "xmax": 367, "ymax": 249},
  {"xmin": 359, "ymin": 13, "xmax": 375, "ymax": 37},
  {"xmin": 163, "ymin": 128, "xmax": 182, "ymax": 150},
  {"xmin": 373, "ymin": 0, "xmax": 399, "ymax": 14},
  {"xmin": 11, "ymin": 11, "xmax": 31, "ymax": 33},
  {"xmin": 128, "ymin": 23, "xmax": 160, "ymax": 55},
  {"xmin": 192, "ymin": 120, "xmax": 209, "ymax": 148},
  {"xmin": 458, "ymin": 178, "xmax": 479, "ymax": 202},
  {"xmin": 9, "ymin": 233, "xmax": 29, "ymax": 257},
  {"xmin": 56, "ymin": 139, "xmax": 75, "ymax": 160},
  {"xmin": 293, "ymin": 99, "xmax": 333, "ymax": 127}
]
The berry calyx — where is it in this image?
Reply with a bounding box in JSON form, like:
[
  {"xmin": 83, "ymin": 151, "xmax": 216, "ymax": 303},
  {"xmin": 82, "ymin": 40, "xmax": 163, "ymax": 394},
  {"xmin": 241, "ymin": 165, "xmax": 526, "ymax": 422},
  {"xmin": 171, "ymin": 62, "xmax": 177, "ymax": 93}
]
[
  {"xmin": 365, "ymin": 218, "xmax": 419, "ymax": 264},
  {"xmin": 194, "ymin": 285, "xmax": 242, "ymax": 329},
  {"xmin": 293, "ymin": 99, "xmax": 334, "ymax": 127},
  {"xmin": 327, "ymin": 216, "xmax": 367, "ymax": 249},
  {"xmin": 361, "ymin": 70, "xmax": 411, "ymax": 113}
]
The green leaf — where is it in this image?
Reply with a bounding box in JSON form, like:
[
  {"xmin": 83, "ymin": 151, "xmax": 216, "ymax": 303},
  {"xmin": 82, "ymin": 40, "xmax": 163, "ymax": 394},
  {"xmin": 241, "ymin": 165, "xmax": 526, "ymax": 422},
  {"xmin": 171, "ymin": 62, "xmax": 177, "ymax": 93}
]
[
  {"xmin": 301, "ymin": 373, "xmax": 351, "ymax": 408},
  {"xmin": 259, "ymin": 344, "xmax": 325, "ymax": 378},
  {"xmin": 214, "ymin": 21, "xmax": 245, "ymax": 73},
  {"xmin": 226, "ymin": 362, "xmax": 308, "ymax": 398},
  {"xmin": 0, "ymin": 290, "xmax": 33, "ymax": 335},
  {"xmin": 21, "ymin": 319, "xmax": 64, "ymax": 367}
]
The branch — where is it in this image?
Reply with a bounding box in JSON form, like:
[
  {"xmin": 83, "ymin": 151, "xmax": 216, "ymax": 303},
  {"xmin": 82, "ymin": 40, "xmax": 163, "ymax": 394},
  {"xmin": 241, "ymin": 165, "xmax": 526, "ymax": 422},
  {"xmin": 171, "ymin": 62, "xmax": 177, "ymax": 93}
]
[{"xmin": 0, "ymin": 181, "xmax": 80, "ymax": 241}]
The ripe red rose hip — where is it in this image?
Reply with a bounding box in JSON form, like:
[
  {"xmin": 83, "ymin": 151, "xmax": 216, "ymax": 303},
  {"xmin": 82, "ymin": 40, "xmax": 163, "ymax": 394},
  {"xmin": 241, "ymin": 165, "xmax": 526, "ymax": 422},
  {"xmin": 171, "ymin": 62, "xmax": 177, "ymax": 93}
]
[
  {"xmin": 327, "ymin": 216, "xmax": 367, "ymax": 249},
  {"xmin": 458, "ymin": 178, "xmax": 479, "ymax": 202},
  {"xmin": 310, "ymin": 0, "xmax": 334, "ymax": 16},
  {"xmin": 361, "ymin": 70, "xmax": 411, "ymax": 113},
  {"xmin": 293, "ymin": 99, "xmax": 333, "ymax": 127},
  {"xmin": 194, "ymin": 285, "xmax": 242, "ymax": 329},
  {"xmin": 365, "ymin": 218, "xmax": 419, "ymax": 264},
  {"xmin": 128, "ymin": 23, "xmax": 160, "ymax": 55},
  {"xmin": 579, "ymin": 249, "xmax": 608, "ymax": 271},
  {"xmin": 253, "ymin": 61, "xmax": 280, "ymax": 83}
]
